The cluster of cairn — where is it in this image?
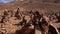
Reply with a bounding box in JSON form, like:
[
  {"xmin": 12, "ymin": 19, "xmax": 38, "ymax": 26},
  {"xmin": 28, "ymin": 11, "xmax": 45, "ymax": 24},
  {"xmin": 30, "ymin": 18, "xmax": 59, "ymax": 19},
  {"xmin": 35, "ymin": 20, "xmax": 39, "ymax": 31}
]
[{"xmin": 0, "ymin": 8, "xmax": 60, "ymax": 34}]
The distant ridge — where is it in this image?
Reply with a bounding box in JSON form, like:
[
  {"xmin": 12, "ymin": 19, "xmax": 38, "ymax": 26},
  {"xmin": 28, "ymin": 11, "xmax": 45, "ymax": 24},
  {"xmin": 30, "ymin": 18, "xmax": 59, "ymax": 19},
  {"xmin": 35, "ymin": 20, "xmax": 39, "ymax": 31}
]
[{"xmin": 0, "ymin": 0, "xmax": 60, "ymax": 11}]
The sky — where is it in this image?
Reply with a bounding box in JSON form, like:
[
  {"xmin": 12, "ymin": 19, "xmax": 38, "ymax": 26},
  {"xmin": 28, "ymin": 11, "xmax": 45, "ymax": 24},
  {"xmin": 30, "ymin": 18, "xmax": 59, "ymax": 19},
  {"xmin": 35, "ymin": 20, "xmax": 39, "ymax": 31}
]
[{"xmin": 0, "ymin": 0, "xmax": 13, "ymax": 3}]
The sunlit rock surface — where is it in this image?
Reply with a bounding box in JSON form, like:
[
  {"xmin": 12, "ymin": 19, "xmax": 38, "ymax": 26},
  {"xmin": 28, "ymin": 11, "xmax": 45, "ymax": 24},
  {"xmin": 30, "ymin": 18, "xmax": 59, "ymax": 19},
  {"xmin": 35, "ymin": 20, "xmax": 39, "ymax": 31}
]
[{"xmin": 0, "ymin": 0, "xmax": 60, "ymax": 34}]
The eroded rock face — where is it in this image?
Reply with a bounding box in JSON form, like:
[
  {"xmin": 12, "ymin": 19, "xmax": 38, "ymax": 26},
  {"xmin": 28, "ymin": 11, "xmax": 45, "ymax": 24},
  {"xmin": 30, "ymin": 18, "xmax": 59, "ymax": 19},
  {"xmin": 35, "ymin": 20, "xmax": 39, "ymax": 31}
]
[{"xmin": 0, "ymin": 8, "xmax": 60, "ymax": 34}]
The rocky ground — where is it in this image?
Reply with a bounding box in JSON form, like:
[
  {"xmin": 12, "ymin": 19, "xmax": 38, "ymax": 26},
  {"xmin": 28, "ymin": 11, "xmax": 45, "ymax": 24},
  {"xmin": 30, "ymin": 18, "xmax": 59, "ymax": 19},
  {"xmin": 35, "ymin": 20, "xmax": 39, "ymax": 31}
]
[
  {"xmin": 0, "ymin": 0, "xmax": 60, "ymax": 34},
  {"xmin": 0, "ymin": 8, "xmax": 60, "ymax": 34}
]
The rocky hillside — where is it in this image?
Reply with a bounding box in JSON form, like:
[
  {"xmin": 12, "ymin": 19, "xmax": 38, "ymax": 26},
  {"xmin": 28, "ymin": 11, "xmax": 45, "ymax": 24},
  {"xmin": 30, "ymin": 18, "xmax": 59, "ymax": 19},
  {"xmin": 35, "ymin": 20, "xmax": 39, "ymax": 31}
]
[{"xmin": 0, "ymin": 0, "xmax": 60, "ymax": 34}]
